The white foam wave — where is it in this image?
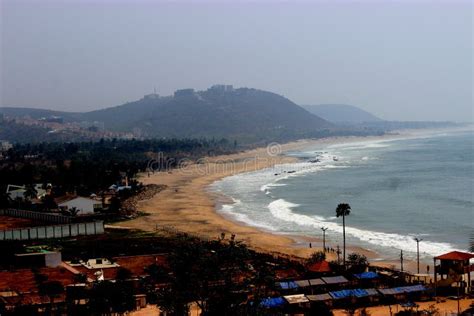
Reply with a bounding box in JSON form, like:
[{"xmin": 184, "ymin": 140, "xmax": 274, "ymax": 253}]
[
  {"xmin": 327, "ymin": 139, "xmax": 392, "ymax": 150},
  {"xmin": 267, "ymin": 199, "xmax": 458, "ymax": 257},
  {"xmin": 260, "ymin": 183, "xmax": 287, "ymax": 192},
  {"xmin": 218, "ymin": 199, "xmax": 277, "ymax": 231}
]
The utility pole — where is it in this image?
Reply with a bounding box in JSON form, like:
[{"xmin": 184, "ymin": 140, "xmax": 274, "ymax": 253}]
[
  {"xmin": 336, "ymin": 245, "xmax": 341, "ymax": 265},
  {"xmin": 400, "ymin": 250, "xmax": 404, "ymax": 272},
  {"xmin": 321, "ymin": 227, "xmax": 328, "ymax": 252},
  {"xmin": 414, "ymin": 237, "xmax": 423, "ymax": 274}
]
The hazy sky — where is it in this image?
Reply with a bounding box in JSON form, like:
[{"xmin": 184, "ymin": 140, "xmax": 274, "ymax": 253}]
[{"xmin": 1, "ymin": 0, "xmax": 472, "ymax": 121}]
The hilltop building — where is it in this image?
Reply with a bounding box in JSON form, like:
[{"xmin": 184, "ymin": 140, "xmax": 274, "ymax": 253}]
[
  {"xmin": 143, "ymin": 93, "xmax": 160, "ymax": 100},
  {"xmin": 174, "ymin": 88, "xmax": 195, "ymax": 97},
  {"xmin": 209, "ymin": 84, "xmax": 234, "ymax": 92}
]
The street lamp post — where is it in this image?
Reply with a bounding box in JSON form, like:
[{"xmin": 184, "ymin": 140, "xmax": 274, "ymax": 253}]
[
  {"xmin": 321, "ymin": 227, "xmax": 328, "ymax": 252},
  {"xmin": 414, "ymin": 237, "xmax": 423, "ymax": 274}
]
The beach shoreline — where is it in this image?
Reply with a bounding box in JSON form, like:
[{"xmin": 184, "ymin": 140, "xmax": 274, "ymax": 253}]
[{"xmin": 113, "ymin": 128, "xmax": 465, "ymax": 272}]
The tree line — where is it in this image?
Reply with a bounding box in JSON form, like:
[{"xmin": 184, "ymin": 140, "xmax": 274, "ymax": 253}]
[{"xmin": 0, "ymin": 138, "xmax": 238, "ymax": 210}]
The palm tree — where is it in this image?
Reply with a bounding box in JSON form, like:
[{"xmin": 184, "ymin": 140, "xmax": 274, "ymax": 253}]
[{"xmin": 336, "ymin": 203, "xmax": 351, "ymax": 268}]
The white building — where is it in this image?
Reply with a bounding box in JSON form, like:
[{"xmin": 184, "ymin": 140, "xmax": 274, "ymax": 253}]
[
  {"xmin": 58, "ymin": 197, "xmax": 102, "ymax": 215},
  {"xmin": 6, "ymin": 184, "xmax": 48, "ymax": 200}
]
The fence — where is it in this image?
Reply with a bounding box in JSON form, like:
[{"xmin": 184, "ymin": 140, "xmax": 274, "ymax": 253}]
[
  {"xmin": 0, "ymin": 209, "xmax": 72, "ymax": 224},
  {"xmin": 0, "ymin": 221, "xmax": 104, "ymax": 241}
]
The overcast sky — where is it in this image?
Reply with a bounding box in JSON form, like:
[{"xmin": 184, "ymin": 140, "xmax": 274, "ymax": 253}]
[{"xmin": 1, "ymin": 0, "xmax": 472, "ymax": 121}]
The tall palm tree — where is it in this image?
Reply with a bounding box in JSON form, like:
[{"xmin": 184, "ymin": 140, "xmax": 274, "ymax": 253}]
[{"xmin": 336, "ymin": 203, "xmax": 351, "ymax": 268}]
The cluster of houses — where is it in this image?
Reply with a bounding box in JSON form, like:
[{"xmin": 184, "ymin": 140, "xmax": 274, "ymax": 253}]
[
  {"xmin": 5, "ymin": 182, "xmax": 132, "ymax": 216},
  {"xmin": 6, "ymin": 184, "xmax": 100, "ymax": 216},
  {"xmin": 0, "ymin": 248, "xmax": 165, "ymax": 314}
]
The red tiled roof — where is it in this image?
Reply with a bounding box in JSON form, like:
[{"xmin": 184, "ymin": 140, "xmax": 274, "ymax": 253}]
[
  {"xmin": 68, "ymin": 254, "xmax": 168, "ymax": 281},
  {"xmin": 113, "ymin": 254, "xmax": 168, "ymax": 276},
  {"xmin": 306, "ymin": 260, "xmax": 331, "ymax": 273},
  {"xmin": 0, "ymin": 270, "xmax": 36, "ymax": 293},
  {"xmin": 73, "ymin": 266, "xmax": 120, "ymax": 281},
  {"xmin": 275, "ymin": 268, "xmax": 300, "ymax": 280},
  {"xmin": 434, "ymin": 251, "xmax": 474, "ymax": 261},
  {"xmin": 0, "ymin": 267, "xmax": 76, "ymax": 293}
]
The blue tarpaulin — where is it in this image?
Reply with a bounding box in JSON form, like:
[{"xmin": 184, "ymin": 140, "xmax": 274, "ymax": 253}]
[
  {"xmin": 330, "ymin": 288, "xmax": 379, "ymax": 299},
  {"xmin": 330, "ymin": 289, "xmax": 356, "ymax": 299},
  {"xmin": 401, "ymin": 285, "xmax": 426, "ymax": 293},
  {"xmin": 279, "ymin": 281, "xmax": 299, "ymax": 290},
  {"xmin": 354, "ymin": 272, "xmax": 379, "ymax": 279},
  {"xmin": 260, "ymin": 297, "xmax": 286, "ymax": 308},
  {"xmin": 352, "ymin": 289, "xmax": 370, "ymax": 298}
]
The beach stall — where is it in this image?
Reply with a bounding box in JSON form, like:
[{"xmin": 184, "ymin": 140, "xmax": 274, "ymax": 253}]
[
  {"xmin": 259, "ymin": 297, "xmax": 286, "ymax": 309},
  {"xmin": 354, "ymin": 271, "xmax": 380, "ymax": 287},
  {"xmin": 283, "ymin": 294, "xmax": 310, "ymax": 311},
  {"xmin": 354, "ymin": 288, "xmax": 380, "ymax": 305},
  {"xmin": 294, "ymin": 279, "xmax": 311, "ymax": 289},
  {"xmin": 308, "ymin": 278, "xmax": 326, "ymax": 294},
  {"xmin": 306, "ymin": 293, "xmax": 335, "ymax": 314},
  {"xmin": 278, "ymin": 281, "xmax": 299, "ymax": 291},
  {"xmin": 354, "ymin": 271, "xmax": 379, "ymax": 280},
  {"xmin": 283, "ymin": 294, "xmax": 310, "ymax": 305},
  {"xmin": 308, "ymin": 278, "xmax": 325, "ymax": 287},
  {"xmin": 378, "ymin": 285, "xmax": 429, "ymax": 304},
  {"xmin": 307, "ymin": 293, "xmax": 334, "ymax": 308},
  {"xmin": 291, "ymin": 279, "xmax": 327, "ymax": 295},
  {"xmin": 321, "ymin": 276, "xmax": 349, "ymax": 291},
  {"xmin": 306, "ymin": 293, "xmax": 333, "ymax": 303}
]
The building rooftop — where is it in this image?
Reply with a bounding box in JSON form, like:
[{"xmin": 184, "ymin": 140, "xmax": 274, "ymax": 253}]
[
  {"xmin": 0, "ymin": 267, "xmax": 76, "ymax": 293},
  {"xmin": 434, "ymin": 251, "xmax": 474, "ymax": 261},
  {"xmin": 307, "ymin": 260, "xmax": 331, "ymax": 273}
]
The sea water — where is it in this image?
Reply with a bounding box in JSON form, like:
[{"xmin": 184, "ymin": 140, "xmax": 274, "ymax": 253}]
[{"xmin": 210, "ymin": 129, "xmax": 474, "ymax": 262}]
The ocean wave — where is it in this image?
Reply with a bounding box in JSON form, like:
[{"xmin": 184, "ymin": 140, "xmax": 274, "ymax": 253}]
[
  {"xmin": 267, "ymin": 199, "xmax": 458, "ymax": 257},
  {"xmin": 327, "ymin": 139, "xmax": 393, "ymax": 150},
  {"xmin": 258, "ymin": 160, "xmax": 347, "ymax": 195},
  {"xmin": 260, "ymin": 183, "xmax": 287, "ymax": 192},
  {"xmin": 218, "ymin": 199, "xmax": 277, "ymax": 231}
]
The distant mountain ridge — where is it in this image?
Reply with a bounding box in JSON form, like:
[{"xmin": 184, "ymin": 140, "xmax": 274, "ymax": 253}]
[
  {"xmin": 0, "ymin": 107, "xmax": 81, "ymax": 122},
  {"xmin": 302, "ymin": 104, "xmax": 382, "ymax": 123},
  {"xmin": 1, "ymin": 86, "xmax": 333, "ymax": 143}
]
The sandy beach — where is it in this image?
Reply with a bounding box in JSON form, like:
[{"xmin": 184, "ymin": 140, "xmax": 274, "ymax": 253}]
[
  {"xmin": 115, "ymin": 127, "xmax": 472, "ymax": 271},
  {"xmin": 114, "ymin": 134, "xmax": 416, "ymax": 263}
]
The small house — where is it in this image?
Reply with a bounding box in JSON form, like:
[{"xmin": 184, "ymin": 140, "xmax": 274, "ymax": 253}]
[{"xmin": 58, "ymin": 197, "xmax": 102, "ymax": 215}]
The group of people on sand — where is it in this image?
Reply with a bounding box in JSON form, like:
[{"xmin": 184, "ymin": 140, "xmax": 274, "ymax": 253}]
[{"xmin": 309, "ymin": 243, "xmax": 337, "ymax": 254}]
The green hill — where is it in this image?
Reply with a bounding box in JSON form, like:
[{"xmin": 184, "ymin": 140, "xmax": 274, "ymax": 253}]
[{"xmin": 82, "ymin": 87, "xmax": 332, "ymax": 142}]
